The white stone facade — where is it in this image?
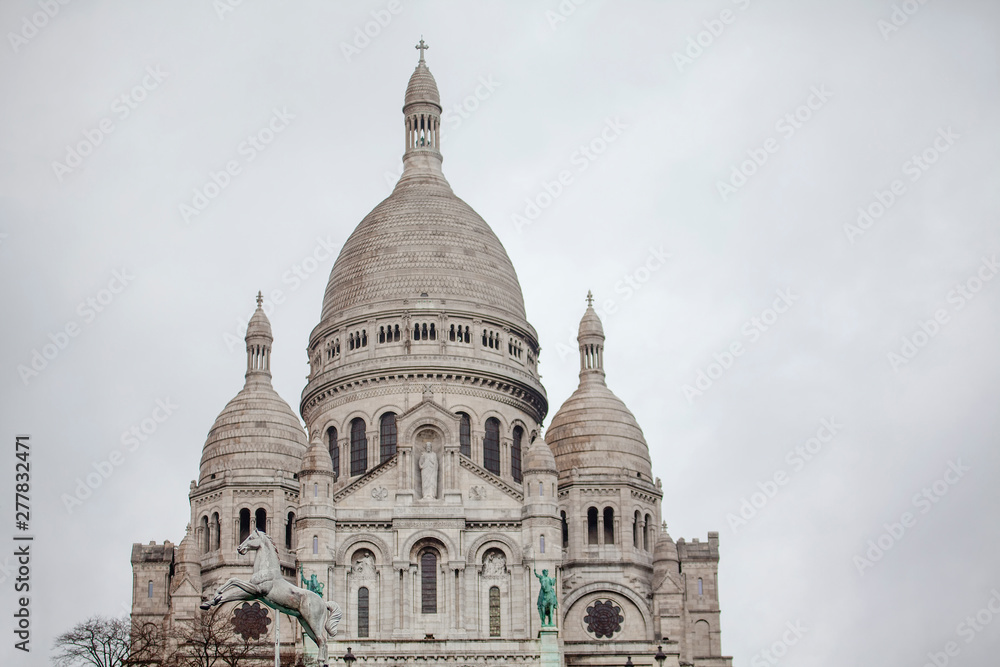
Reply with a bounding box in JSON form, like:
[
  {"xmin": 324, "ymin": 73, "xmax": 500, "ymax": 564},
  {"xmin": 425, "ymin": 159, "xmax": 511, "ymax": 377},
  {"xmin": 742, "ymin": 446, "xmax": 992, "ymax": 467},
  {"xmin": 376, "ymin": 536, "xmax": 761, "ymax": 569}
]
[{"xmin": 131, "ymin": 45, "xmax": 732, "ymax": 667}]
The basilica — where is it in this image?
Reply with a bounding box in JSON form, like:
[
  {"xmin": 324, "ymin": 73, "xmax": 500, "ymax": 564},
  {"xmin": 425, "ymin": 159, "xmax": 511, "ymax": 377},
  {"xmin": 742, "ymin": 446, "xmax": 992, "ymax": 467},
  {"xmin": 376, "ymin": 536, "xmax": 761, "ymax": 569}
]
[{"xmin": 130, "ymin": 44, "xmax": 732, "ymax": 667}]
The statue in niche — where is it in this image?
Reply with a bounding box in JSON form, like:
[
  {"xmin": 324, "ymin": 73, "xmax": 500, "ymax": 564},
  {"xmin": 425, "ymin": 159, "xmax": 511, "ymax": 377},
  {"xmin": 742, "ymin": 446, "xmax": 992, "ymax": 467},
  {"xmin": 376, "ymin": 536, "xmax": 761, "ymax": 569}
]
[
  {"xmin": 352, "ymin": 551, "xmax": 376, "ymax": 581},
  {"xmin": 419, "ymin": 441, "xmax": 438, "ymax": 499},
  {"xmin": 483, "ymin": 551, "xmax": 506, "ymax": 579}
]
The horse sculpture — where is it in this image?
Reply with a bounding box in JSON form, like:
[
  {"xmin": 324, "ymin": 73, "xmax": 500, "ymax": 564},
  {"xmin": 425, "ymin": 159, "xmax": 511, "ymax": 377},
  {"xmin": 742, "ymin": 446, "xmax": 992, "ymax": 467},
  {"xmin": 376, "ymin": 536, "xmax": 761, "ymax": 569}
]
[
  {"xmin": 534, "ymin": 568, "xmax": 558, "ymax": 627},
  {"xmin": 200, "ymin": 527, "xmax": 342, "ymax": 666}
]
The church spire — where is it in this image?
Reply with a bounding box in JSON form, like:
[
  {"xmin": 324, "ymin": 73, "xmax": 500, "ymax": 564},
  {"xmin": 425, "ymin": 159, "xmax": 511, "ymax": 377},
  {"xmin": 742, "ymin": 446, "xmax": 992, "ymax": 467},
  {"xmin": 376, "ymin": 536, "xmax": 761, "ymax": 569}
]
[
  {"xmin": 578, "ymin": 291, "xmax": 606, "ymax": 382},
  {"xmin": 245, "ymin": 291, "xmax": 273, "ymax": 384},
  {"xmin": 397, "ymin": 37, "xmax": 448, "ymax": 188}
]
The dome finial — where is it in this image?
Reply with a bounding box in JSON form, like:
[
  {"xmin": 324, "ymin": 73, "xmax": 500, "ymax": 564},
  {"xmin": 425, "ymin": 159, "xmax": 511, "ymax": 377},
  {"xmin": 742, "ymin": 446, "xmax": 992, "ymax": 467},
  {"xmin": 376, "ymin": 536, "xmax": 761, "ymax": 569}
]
[
  {"xmin": 586, "ymin": 290, "xmax": 594, "ymax": 307},
  {"xmin": 416, "ymin": 37, "xmax": 428, "ymax": 63},
  {"xmin": 256, "ymin": 290, "xmax": 263, "ymax": 308},
  {"xmin": 245, "ymin": 293, "xmax": 273, "ymax": 384}
]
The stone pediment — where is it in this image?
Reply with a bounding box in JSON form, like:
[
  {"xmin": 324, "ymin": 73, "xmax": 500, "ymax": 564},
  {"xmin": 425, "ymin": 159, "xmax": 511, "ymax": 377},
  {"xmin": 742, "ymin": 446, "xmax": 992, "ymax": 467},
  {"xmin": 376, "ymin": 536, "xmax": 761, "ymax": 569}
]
[
  {"xmin": 334, "ymin": 455, "xmax": 398, "ymax": 504},
  {"xmin": 394, "ymin": 397, "xmax": 461, "ymax": 443},
  {"xmin": 458, "ymin": 455, "xmax": 523, "ymax": 503}
]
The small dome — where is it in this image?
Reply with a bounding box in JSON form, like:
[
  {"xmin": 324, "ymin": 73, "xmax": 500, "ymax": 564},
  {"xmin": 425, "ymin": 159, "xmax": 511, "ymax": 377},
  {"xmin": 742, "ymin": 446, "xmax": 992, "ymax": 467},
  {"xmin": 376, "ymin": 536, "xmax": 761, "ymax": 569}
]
[
  {"xmin": 547, "ymin": 380, "xmax": 651, "ymax": 476},
  {"xmin": 246, "ymin": 293, "xmax": 273, "ymax": 340},
  {"xmin": 301, "ymin": 435, "xmax": 334, "ymax": 475},
  {"xmin": 548, "ymin": 302, "xmax": 652, "ymax": 477},
  {"xmin": 523, "ymin": 433, "xmax": 557, "ymax": 474},
  {"xmin": 654, "ymin": 526, "xmax": 679, "ymax": 563},
  {"xmin": 404, "ymin": 58, "xmax": 441, "ymax": 110},
  {"xmin": 199, "ymin": 383, "xmax": 308, "ymax": 482},
  {"xmin": 578, "ymin": 302, "xmax": 604, "ymax": 338},
  {"xmin": 175, "ymin": 525, "xmax": 199, "ymax": 565}
]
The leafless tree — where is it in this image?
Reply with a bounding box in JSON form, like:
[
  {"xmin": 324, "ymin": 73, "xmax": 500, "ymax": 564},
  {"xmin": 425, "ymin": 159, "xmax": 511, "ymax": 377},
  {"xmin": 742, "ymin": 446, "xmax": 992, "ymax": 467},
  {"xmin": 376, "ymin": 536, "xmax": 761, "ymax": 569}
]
[
  {"xmin": 164, "ymin": 606, "xmax": 271, "ymax": 667},
  {"xmin": 52, "ymin": 615, "xmax": 163, "ymax": 667}
]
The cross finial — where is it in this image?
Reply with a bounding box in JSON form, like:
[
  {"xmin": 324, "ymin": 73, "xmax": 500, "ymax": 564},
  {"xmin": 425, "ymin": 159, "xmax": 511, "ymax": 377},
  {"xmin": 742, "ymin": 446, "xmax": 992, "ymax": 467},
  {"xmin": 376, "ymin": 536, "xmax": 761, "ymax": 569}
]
[
  {"xmin": 586, "ymin": 290, "xmax": 594, "ymax": 307},
  {"xmin": 256, "ymin": 291, "xmax": 263, "ymax": 308},
  {"xmin": 416, "ymin": 37, "xmax": 428, "ymax": 62}
]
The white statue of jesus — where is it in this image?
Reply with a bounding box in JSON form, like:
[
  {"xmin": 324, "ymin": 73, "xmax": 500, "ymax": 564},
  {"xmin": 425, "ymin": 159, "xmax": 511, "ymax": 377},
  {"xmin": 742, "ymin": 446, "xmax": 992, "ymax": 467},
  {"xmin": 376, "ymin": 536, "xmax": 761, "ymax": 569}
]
[{"xmin": 419, "ymin": 442, "xmax": 438, "ymax": 499}]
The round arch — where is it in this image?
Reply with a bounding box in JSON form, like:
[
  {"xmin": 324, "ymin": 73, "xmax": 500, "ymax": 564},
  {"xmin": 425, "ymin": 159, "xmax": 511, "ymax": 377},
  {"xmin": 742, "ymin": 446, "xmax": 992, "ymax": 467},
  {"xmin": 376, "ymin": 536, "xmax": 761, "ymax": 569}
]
[
  {"xmin": 561, "ymin": 581, "xmax": 652, "ymax": 637},
  {"xmin": 335, "ymin": 533, "xmax": 391, "ymax": 565},
  {"xmin": 465, "ymin": 532, "xmax": 523, "ymax": 566},
  {"xmin": 400, "ymin": 529, "xmax": 459, "ymax": 562}
]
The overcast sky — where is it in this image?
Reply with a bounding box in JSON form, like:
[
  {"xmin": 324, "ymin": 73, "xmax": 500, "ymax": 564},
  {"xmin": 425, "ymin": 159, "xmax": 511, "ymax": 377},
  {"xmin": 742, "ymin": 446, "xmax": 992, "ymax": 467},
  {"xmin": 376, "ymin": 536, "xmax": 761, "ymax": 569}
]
[{"xmin": 2, "ymin": 1, "xmax": 999, "ymax": 665}]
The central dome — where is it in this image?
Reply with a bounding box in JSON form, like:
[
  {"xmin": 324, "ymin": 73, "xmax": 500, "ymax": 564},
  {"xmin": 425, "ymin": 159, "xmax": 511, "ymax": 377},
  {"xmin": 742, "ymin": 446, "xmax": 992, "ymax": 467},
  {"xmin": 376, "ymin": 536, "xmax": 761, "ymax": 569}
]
[
  {"xmin": 320, "ymin": 185, "xmax": 527, "ymax": 323},
  {"xmin": 320, "ymin": 51, "xmax": 525, "ymax": 326}
]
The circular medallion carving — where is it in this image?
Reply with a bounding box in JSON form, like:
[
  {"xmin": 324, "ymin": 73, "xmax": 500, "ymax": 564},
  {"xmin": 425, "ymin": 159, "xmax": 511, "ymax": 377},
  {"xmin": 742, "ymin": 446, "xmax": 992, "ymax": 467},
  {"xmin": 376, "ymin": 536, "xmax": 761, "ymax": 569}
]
[
  {"xmin": 584, "ymin": 599, "xmax": 624, "ymax": 639},
  {"xmin": 231, "ymin": 601, "xmax": 271, "ymax": 641}
]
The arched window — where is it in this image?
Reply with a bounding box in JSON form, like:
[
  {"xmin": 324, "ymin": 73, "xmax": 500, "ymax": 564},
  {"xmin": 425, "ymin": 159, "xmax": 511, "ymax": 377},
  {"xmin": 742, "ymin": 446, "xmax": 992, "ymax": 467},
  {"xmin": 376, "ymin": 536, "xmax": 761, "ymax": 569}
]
[
  {"xmin": 420, "ymin": 550, "xmax": 438, "ymax": 613},
  {"xmin": 147, "ymin": 580, "xmax": 154, "ymax": 598},
  {"xmin": 239, "ymin": 508, "xmax": 251, "ymax": 543},
  {"xmin": 211, "ymin": 512, "xmax": 220, "ymax": 551},
  {"xmin": 379, "ymin": 412, "xmax": 397, "ymax": 462},
  {"xmin": 561, "ymin": 511, "xmax": 569, "ymax": 548},
  {"xmin": 201, "ymin": 515, "xmax": 210, "ymax": 554},
  {"xmin": 644, "ymin": 513, "xmax": 652, "ymax": 551},
  {"xmin": 484, "ymin": 418, "xmax": 501, "ymax": 475},
  {"xmin": 511, "ymin": 426, "xmax": 523, "ymax": 483},
  {"xmin": 327, "ymin": 426, "xmax": 339, "ymax": 479},
  {"xmin": 698, "ymin": 578, "xmax": 704, "ymax": 596},
  {"xmin": 285, "ymin": 512, "xmax": 295, "ymax": 550},
  {"xmin": 255, "ymin": 508, "xmax": 267, "ymax": 533},
  {"xmin": 587, "ymin": 507, "xmax": 599, "ymax": 545},
  {"xmin": 633, "ymin": 511, "xmax": 641, "ymax": 548},
  {"xmin": 603, "ymin": 507, "xmax": 615, "ymax": 544},
  {"xmin": 350, "ymin": 418, "xmax": 367, "ymax": 476},
  {"xmin": 312, "ymin": 535, "xmax": 318, "ymax": 555},
  {"xmin": 393, "ymin": 324, "xmax": 400, "ymax": 341},
  {"xmin": 458, "ymin": 413, "xmax": 471, "ymax": 458},
  {"xmin": 358, "ymin": 587, "xmax": 370, "ymax": 638},
  {"xmin": 489, "ymin": 586, "xmax": 501, "ymax": 637}
]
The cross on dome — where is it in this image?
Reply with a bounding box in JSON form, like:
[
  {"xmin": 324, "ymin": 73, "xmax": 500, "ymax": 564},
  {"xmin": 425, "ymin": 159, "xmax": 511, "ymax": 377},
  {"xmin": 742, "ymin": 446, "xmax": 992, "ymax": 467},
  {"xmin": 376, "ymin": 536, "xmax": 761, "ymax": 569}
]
[
  {"xmin": 256, "ymin": 291, "xmax": 263, "ymax": 308},
  {"xmin": 586, "ymin": 290, "xmax": 594, "ymax": 307},
  {"xmin": 416, "ymin": 37, "xmax": 428, "ymax": 62}
]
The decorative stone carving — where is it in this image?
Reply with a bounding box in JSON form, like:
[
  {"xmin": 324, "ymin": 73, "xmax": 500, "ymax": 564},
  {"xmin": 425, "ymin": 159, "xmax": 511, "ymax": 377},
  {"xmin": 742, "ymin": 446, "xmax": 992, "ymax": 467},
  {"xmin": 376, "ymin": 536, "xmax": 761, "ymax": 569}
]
[
  {"xmin": 469, "ymin": 485, "xmax": 487, "ymax": 500},
  {"xmin": 352, "ymin": 551, "xmax": 376, "ymax": 581},
  {"xmin": 231, "ymin": 601, "xmax": 270, "ymax": 641},
  {"xmin": 482, "ymin": 551, "xmax": 506, "ymax": 579},
  {"xmin": 584, "ymin": 599, "xmax": 624, "ymax": 639},
  {"xmin": 370, "ymin": 486, "xmax": 389, "ymax": 501}
]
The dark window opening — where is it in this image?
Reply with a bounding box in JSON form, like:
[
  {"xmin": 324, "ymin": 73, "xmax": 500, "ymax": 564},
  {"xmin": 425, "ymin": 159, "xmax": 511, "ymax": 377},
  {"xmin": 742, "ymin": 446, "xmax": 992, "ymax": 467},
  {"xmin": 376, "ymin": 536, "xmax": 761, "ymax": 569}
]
[
  {"xmin": 421, "ymin": 551, "xmax": 438, "ymax": 613},
  {"xmin": 239, "ymin": 508, "xmax": 251, "ymax": 543},
  {"xmin": 255, "ymin": 508, "xmax": 267, "ymax": 533},
  {"xmin": 459, "ymin": 413, "xmax": 471, "ymax": 458},
  {"xmin": 587, "ymin": 507, "xmax": 598, "ymax": 545},
  {"xmin": 511, "ymin": 426, "xmax": 523, "ymax": 483},
  {"xmin": 358, "ymin": 587, "xmax": 370, "ymax": 637},
  {"xmin": 489, "ymin": 586, "xmax": 501, "ymax": 637},
  {"xmin": 328, "ymin": 426, "xmax": 339, "ymax": 479},
  {"xmin": 380, "ymin": 412, "xmax": 397, "ymax": 462},
  {"xmin": 484, "ymin": 418, "xmax": 501, "ymax": 475},
  {"xmin": 351, "ymin": 418, "xmax": 367, "ymax": 476},
  {"xmin": 603, "ymin": 507, "xmax": 615, "ymax": 544}
]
